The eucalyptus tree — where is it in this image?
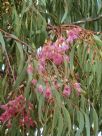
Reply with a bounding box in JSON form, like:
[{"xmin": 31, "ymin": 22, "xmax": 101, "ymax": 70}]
[{"xmin": 0, "ymin": 0, "xmax": 102, "ymax": 136}]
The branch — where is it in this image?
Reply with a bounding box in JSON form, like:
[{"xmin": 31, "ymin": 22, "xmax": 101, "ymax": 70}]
[
  {"xmin": 72, "ymin": 14, "xmax": 102, "ymax": 25},
  {"xmin": 47, "ymin": 23, "xmax": 102, "ymax": 35},
  {"xmin": 0, "ymin": 28, "xmax": 35, "ymax": 52}
]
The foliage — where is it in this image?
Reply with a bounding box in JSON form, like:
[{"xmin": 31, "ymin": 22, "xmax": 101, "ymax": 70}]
[{"xmin": 0, "ymin": 0, "xmax": 102, "ymax": 136}]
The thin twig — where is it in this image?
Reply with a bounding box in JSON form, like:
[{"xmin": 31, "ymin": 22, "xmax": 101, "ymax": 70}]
[
  {"xmin": 0, "ymin": 28, "xmax": 35, "ymax": 52},
  {"xmin": 47, "ymin": 23, "xmax": 102, "ymax": 35},
  {"xmin": 5, "ymin": 49, "xmax": 15, "ymax": 82},
  {"xmin": 72, "ymin": 14, "xmax": 102, "ymax": 25}
]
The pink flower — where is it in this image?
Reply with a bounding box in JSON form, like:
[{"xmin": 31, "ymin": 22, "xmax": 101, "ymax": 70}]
[
  {"xmin": 45, "ymin": 86, "xmax": 52, "ymax": 99},
  {"xmin": 0, "ymin": 95, "xmax": 34, "ymax": 128},
  {"xmin": 64, "ymin": 55, "xmax": 70, "ymax": 63},
  {"xmin": 38, "ymin": 64, "xmax": 45, "ymax": 72},
  {"xmin": 60, "ymin": 42, "xmax": 69, "ymax": 51},
  {"xmin": 56, "ymin": 36, "xmax": 65, "ymax": 45},
  {"xmin": 53, "ymin": 53, "xmax": 63, "ymax": 65},
  {"xmin": 63, "ymin": 85, "xmax": 71, "ymax": 96},
  {"xmin": 38, "ymin": 85, "xmax": 43, "ymax": 93},
  {"xmin": 54, "ymin": 81, "xmax": 60, "ymax": 90},
  {"xmin": 0, "ymin": 96, "xmax": 24, "ymax": 123},
  {"xmin": 37, "ymin": 37, "xmax": 70, "ymax": 71},
  {"xmin": 0, "ymin": 104, "xmax": 9, "ymax": 110},
  {"xmin": 7, "ymin": 120, "xmax": 12, "ymax": 128},
  {"xmin": 28, "ymin": 102, "xmax": 33, "ymax": 110},
  {"xmin": 38, "ymin": 60, "xmax": 45, "ymax": 72},
  {"xmin": 27, "ymin": 64, "xmax": 33, "ymax": 74},
  {"xmin": 66, "ymin": 28, "xmax": 80, "ymax": 43},
  {"xmin": 73, "ymin": 83, "xmax": 81, "ymax": 94},
  {"xmin": 23, "ymin": 115, "xmax": 34, "ymax": 127},
  {"xmin": 0, "ymin": 111, "xmax": 12, "ymax": 122},
  {"xmin": 67, "ymin": 33, "xmax": 77, "ymax": 43},
  {"xmin": 31, "ymin": 79, "xmax": 37, "ymax": 85},
  {"xmin": 19, "ymin": 115, "xmax": 34, "ymax": 127}
]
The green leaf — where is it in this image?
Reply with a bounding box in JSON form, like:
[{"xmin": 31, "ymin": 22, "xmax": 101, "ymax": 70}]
[
  {"xmin": 95, "ymin": 61, "xmax": 102, "ymax": 87},
  {"xmin": 75, "ymin": 110, "xmax": 84, "ymax": 136},
  {"xmin": 61, "ymin": 0, "xmax": 68, "ymax": 23},
  {"xmin": 57, "ymin": 112, "xmax": 63, "ymax": 136},
  {"xmin": 38, "ymin": 95, "xmax": 44, "ymax": 124},
  {"xmin": 69, "ymin": 45, "xmax": 75, "ymax": 74},
  {"xmin": 0, "ymin": 32, "xmax": 6, "ymax": 52},
  {"xmin": 93, "ymin": 107, "xmax": 98, "ymax": 136},
  {"xmin": 51, "ymin": 105, "xmax": 59, "ymax": 135},
  {"xmin": 83, "ymin": 112, "xmax": 90, "ymax": 136},
  {"xmin": 94, "ymin": 35, "xmax": 102, "ymax": 46},
  {"xmin": 62, "ymin": 106, "xmax": 71, "ymax": 135},
  {"xmin": 16, "ymin": 42, "xmax": 25, "ymax": 74},
  {"xmin": 51, "ymin": 85, "xmax": 61, "ymax": 107},
  {"xmin": 13, "ymin": 64, "xmax": 27, "ymax": 90}
]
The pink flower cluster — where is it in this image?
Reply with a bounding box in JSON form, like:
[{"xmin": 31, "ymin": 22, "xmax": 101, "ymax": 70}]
[
  {"xmin": 0, "ymin": 95, "xmax": 34, "ymax": 128},
  {"xmin": 62, "ymin": 82, "xmax": 81, "ymax": 97},
  {"xmin": 37, "ymin": 28, "xmax": 80, "ymax": 73},
  {"xmin": 37, "ymin": 37, "xmax": 70, "ymax": 72},
  {"xmin": 37, "ymin": 81, "xmax": 81, "ymax": 99},
  {"xmin": 19, "ymin": 112, "xmax": 34, "ymax": 128},
  {"xmin": 66, "ymin": 28, "xmax": 81, "ymax": 43}
]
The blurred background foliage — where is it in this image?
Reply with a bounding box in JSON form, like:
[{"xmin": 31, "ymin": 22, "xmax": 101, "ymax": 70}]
[{"xmin": 0, "ymin": 0, "xmax": 102, "ymax": 136}]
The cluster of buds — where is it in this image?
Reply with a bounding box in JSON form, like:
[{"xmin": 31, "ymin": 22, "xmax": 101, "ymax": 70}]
[{"xmin": 0, "ymin": 95, "xmax": 35, "ymax": 128}]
